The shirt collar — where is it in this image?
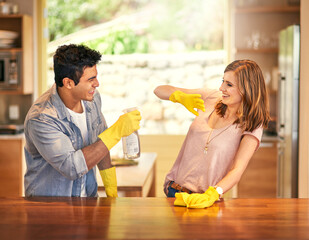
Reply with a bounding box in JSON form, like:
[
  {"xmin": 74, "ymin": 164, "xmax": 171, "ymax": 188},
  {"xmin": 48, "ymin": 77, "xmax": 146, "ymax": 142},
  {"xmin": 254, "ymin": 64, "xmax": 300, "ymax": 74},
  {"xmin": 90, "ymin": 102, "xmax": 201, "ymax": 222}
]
[{"xmin": 50, "ymin": 84, "xmax": 93, "ymax": 120}]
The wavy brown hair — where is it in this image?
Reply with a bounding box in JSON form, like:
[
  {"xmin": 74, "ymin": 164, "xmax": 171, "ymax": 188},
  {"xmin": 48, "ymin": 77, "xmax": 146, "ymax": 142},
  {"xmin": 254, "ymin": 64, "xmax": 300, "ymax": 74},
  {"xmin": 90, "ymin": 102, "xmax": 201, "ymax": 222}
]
[{"xmin": 215, "ymin": 59, "xmax": 270, "ymax": 132}]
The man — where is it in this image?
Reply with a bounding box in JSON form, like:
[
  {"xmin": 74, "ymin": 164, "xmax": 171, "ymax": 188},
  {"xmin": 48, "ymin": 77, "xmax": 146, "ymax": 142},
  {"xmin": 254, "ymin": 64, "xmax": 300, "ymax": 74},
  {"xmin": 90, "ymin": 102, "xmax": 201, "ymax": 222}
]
[{"xmin": 24, "ymin": 44, "xmax": 141, "ymax": 197}]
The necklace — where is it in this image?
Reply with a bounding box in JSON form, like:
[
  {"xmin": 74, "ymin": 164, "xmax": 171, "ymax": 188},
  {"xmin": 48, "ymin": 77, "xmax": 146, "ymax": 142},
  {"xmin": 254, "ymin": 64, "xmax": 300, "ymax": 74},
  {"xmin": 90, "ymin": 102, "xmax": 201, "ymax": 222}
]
[
  {"xmin": 204, "ymin": 129, "xmax": 214, "ymax": 154},
  {"xmin": 204, "ymin": 124, "xmax": 232, "ymax": 154}
]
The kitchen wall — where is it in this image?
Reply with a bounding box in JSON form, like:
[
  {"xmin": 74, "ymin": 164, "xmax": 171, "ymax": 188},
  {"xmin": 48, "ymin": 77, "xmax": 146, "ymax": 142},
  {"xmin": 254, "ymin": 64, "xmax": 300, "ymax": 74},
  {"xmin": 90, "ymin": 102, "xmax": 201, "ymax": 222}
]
[
  {"xmin": 298, "ymin": 0, "xmax": 309, "ymax": 198},
  {"xmin": 0, "ymin": 95, "xmax": 32, "ymax": 125}
]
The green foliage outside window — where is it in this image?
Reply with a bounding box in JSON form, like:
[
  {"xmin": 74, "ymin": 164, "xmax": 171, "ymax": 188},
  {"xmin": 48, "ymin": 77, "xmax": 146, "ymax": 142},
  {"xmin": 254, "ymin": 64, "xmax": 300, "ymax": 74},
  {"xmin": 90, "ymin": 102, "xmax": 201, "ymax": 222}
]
[
  {"xmin": 48, "ymin": 0, "xmax": 224, "ymax": 54},
  {"xmin": 83, "ymin": 28, "xmax": 149, "ymax": 55},
  {"xmin": 48, "ymin": 0, "xmax": 146, "ymax": 42}
]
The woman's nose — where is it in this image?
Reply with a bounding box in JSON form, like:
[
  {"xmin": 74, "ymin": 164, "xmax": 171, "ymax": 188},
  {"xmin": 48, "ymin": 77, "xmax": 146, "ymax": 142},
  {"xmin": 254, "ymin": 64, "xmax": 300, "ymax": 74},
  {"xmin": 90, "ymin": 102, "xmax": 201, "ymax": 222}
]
[{"xmin": 219, "ymin": 83, "xmax": 224, "ymax": 91}]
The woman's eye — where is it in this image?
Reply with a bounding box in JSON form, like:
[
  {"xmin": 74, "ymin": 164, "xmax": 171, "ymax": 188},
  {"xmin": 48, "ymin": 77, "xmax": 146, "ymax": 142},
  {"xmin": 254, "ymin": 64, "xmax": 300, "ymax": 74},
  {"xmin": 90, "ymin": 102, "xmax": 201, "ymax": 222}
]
[{"xmin": 222, "ymin": 80, "xmax": 233, "ymax": 87}]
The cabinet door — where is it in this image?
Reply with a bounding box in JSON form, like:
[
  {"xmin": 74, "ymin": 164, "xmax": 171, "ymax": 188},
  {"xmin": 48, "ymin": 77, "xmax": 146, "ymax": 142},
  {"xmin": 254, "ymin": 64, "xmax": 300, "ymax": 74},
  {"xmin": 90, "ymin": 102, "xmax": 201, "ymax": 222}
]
[
  {"xmin": 237, "ymin": 141, "xmax": 277, "ymax": 198},
  {"xmin": 0, "ymin": 138, "xmax": 24, "ymax": 197}
]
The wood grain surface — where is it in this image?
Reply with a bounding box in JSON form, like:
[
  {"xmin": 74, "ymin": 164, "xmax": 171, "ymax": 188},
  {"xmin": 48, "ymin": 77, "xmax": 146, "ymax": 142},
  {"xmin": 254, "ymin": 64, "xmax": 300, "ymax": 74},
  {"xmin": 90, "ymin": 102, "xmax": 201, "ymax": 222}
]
[{"xmin": 0, "ymin": 197, "xmax": 308, "ymax": 239}]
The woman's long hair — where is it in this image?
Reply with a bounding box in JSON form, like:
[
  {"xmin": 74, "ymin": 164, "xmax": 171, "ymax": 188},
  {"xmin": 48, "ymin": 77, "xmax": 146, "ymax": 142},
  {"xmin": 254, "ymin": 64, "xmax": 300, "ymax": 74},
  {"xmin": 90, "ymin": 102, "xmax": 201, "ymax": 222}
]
[{"xmin": 215, "ymin": 59, "xmax": 270, "ymax": 132}]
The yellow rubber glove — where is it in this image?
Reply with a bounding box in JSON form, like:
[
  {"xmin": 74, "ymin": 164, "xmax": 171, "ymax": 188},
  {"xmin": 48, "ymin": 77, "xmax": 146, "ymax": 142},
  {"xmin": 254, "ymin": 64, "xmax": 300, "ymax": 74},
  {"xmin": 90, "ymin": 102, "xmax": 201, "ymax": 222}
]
[
  {"xmin": 169, "ymin": 90, "xmax": 205, "ymax": 116},
  {"xmin": 100, "ymin": 167, "xmax": 118, "ymax": 197},
  {"xmin": 186, "ymin": 186, "xmax": 219, "ymax": 209},
  {"xmin": 98, "ymin": 110, "xmax": 141, "ymax": 150},
  {"xmin": 174, "ymin": 192, "xmax": 190, "ymax": 207}
]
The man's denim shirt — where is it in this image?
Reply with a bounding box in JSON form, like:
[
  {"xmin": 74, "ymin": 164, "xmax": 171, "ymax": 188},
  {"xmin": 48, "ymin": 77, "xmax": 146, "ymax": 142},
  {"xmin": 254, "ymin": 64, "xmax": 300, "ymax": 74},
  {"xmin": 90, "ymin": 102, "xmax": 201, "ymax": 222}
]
[{"xmin": 24, "ymin": 84, "xmax": 107, "ymax": 197}]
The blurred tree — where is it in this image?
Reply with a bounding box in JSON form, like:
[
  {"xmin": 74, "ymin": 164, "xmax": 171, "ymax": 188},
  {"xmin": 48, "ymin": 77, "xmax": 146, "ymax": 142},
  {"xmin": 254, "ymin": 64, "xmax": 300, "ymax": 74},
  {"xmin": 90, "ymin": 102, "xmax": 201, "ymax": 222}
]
[
  {"xmin": 48, "ymin": 0, "xmax": 224, "ymax": 52},
  {"xmin": 48, "ymin": 0, "xmax": 149, "ymax": 41},
  {"xmin": 84, "ymin": 28, "xmax": 149, "ymax": 54}
]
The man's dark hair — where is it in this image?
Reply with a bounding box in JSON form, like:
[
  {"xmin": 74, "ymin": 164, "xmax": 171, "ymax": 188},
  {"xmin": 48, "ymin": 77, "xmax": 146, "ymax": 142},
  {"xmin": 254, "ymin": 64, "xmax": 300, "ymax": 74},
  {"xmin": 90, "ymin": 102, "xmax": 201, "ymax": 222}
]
[{"xmin": 53, "ymin": 44, "xmax": 102, "ymax": 87}]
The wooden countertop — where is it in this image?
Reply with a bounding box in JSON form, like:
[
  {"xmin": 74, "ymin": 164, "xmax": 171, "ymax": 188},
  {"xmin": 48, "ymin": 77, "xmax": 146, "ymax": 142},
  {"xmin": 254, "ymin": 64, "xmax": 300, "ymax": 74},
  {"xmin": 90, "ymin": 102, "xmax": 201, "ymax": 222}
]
[{"xmin": 1, "ymin": 197, "xmax": 309, "ymax": 239}]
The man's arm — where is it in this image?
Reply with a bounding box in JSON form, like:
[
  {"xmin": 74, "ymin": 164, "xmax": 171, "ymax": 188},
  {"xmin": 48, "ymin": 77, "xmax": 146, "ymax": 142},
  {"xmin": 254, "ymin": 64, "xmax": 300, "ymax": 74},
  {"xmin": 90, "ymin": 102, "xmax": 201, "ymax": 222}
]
[
  {"xmin": 83, "ymin": 139, "xmax": 118, "ymax": 197},
  {"xmin": 96, "ymin": 150, "xmax": 113, "ymax": 170},
  {"xmin": 82, "ymin": 140, "xmax": 111, "ymax": 170}
]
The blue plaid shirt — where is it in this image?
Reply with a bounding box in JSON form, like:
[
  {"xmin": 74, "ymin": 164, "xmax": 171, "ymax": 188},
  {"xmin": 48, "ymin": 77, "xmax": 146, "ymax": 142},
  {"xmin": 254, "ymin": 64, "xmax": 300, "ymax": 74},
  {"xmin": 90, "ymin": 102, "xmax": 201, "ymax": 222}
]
[{"xmin": 24, "ymin": 84, "xmax": 107, "ymax": 197}]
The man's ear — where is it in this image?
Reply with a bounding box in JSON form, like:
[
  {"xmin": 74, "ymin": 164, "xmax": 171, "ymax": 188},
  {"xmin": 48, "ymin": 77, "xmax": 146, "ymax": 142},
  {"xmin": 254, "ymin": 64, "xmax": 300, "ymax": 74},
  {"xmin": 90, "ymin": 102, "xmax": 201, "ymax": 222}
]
[{"xmin": 62, "ymin": 77, "xmax": 74, "ymax": 89}]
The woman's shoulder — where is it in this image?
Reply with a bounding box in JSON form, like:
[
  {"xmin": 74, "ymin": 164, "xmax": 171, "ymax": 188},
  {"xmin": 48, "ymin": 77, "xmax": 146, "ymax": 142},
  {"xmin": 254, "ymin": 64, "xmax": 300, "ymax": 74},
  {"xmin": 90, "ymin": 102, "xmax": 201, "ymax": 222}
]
[{"xmin": 242, "ymin": 125, "xmax": 264, "ymax": 141}]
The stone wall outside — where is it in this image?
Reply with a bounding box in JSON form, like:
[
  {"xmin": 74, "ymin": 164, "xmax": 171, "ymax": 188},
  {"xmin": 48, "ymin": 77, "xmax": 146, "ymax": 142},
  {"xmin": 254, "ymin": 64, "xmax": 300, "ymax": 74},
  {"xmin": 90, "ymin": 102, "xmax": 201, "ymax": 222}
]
[{"xmin": 97, "ymin": 50, "xmax": 226, "ymax": 136}]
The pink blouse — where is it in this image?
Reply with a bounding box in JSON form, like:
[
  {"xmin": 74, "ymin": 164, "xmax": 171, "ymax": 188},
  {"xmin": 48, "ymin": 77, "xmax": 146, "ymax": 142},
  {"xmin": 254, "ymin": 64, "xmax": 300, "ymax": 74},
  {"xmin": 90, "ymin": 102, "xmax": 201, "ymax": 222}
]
[{"xmin": 163, "ymin": 89, "xmax": 263, "ymax": 194}]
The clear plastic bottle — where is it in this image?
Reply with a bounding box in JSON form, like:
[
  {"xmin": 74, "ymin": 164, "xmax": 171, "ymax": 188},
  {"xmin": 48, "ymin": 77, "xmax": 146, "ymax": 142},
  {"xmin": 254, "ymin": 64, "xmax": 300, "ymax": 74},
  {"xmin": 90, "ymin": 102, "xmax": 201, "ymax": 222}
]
[{"xmin": 122, "ymin": 107, "xmax": 141, "ymax": 159}]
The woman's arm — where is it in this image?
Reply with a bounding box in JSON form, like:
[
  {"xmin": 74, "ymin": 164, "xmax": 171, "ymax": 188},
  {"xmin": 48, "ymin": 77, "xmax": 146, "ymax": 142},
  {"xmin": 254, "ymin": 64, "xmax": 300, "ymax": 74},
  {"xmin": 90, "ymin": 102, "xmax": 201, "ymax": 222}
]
[
  {"xmin": 154, "ymin": 85, "xmax": 206, "ymax": 116},
  {"xmin": 214, "ymin": 134, "xmax": 259, "ymax": 194},
  {"xmin": 153, "ymin": 85, "xmax": 205, "ymax": 100}
]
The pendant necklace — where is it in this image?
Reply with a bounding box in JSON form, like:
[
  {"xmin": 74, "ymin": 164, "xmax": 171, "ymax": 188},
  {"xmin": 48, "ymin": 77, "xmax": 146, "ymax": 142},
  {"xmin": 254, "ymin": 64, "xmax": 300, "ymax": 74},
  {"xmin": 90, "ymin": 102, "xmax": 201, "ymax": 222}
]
[
  {"xmin": 204, "ymin": 129, "xmax": 214, "ymax": 154},
  {"xmin": 204, "ymin": 124, "xmax": 232, "ymax": 154}
]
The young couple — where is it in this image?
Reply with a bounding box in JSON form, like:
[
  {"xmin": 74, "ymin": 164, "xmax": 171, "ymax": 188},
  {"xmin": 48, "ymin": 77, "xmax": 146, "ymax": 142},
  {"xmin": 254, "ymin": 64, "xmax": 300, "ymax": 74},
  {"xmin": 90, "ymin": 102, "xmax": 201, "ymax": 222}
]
[{"xmin": 24, "ymin": 44, "xmax": 269, "ymax": 208}]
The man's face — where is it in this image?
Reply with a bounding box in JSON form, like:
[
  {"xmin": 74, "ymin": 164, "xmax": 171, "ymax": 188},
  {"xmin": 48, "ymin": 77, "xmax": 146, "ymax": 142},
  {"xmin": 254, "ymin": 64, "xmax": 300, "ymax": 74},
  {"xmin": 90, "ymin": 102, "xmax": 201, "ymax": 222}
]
[{"xmin": 71, "ymin": 65, "xmax": 99, "ymax": 102}]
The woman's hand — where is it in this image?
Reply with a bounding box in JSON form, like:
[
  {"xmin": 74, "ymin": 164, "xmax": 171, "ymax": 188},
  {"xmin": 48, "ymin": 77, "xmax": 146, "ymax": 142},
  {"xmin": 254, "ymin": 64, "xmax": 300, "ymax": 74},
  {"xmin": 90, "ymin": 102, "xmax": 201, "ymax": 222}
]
[
  {"xmin": 174, "ymin": 187, "xmax": 219, "ymax": 209},
  {"xmin": 169, "ymin": 90, "xmax": 205, "ymax": 116}
]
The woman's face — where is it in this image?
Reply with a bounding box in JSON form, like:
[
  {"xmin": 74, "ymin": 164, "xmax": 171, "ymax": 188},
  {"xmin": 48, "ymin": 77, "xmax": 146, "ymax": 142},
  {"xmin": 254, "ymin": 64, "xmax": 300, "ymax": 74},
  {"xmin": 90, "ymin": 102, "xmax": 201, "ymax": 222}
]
[{"xmin": 219, "ymin": 71, "xmax": 242, "ymax": 108}]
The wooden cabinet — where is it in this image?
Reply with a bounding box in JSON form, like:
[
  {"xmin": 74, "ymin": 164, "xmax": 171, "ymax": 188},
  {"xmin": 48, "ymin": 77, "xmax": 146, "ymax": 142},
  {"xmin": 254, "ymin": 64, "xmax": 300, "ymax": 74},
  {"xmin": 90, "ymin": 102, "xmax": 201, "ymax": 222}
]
[
  {"xmin": 232, "ymin": 2, "xmax": 300, "ymax": 56},
  {"xmin": 0, "ymin": 15, "xmax": 32, "ymax": 197},
  {"xmin": 140, "ymin": 135, "xmax": 186, "ymax": 197},
  {"xmin": 0, "ymin": 15, "xmax": 33, "ymax": 94},
  {"xmin": 238, "ymin": 139, "xmax": 278, "ymax": 198},
  {"xmin": 0, "ymin": 136, "xmax": 25, "ymax": 197},
  {"xmin": 230, "ymin": 0, "xmax": 300, "ymax": 125}
]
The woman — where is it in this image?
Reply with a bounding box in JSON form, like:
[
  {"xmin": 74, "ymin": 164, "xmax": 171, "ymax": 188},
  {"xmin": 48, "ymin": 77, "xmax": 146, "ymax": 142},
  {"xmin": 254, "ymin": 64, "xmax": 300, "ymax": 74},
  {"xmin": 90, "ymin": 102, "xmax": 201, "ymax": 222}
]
[{"xmin": 154, "ymin": 59, "xmax": 270, "ymax": 208}]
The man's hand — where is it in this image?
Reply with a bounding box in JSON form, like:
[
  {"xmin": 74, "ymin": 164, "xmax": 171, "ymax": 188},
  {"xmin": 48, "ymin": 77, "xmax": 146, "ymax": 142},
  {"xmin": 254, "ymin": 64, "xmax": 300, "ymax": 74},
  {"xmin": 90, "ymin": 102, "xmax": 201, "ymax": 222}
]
[
  {"xmin": 169, "ymin": 90, "xmax": 205, "ymax": 116},
  {"xmin": 98, "ymin": 110, "xmax": 141, "ymax": 150},
  {"xmin": 100, "ymin": 167, "xmax": 118, "ymax": 197}
]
